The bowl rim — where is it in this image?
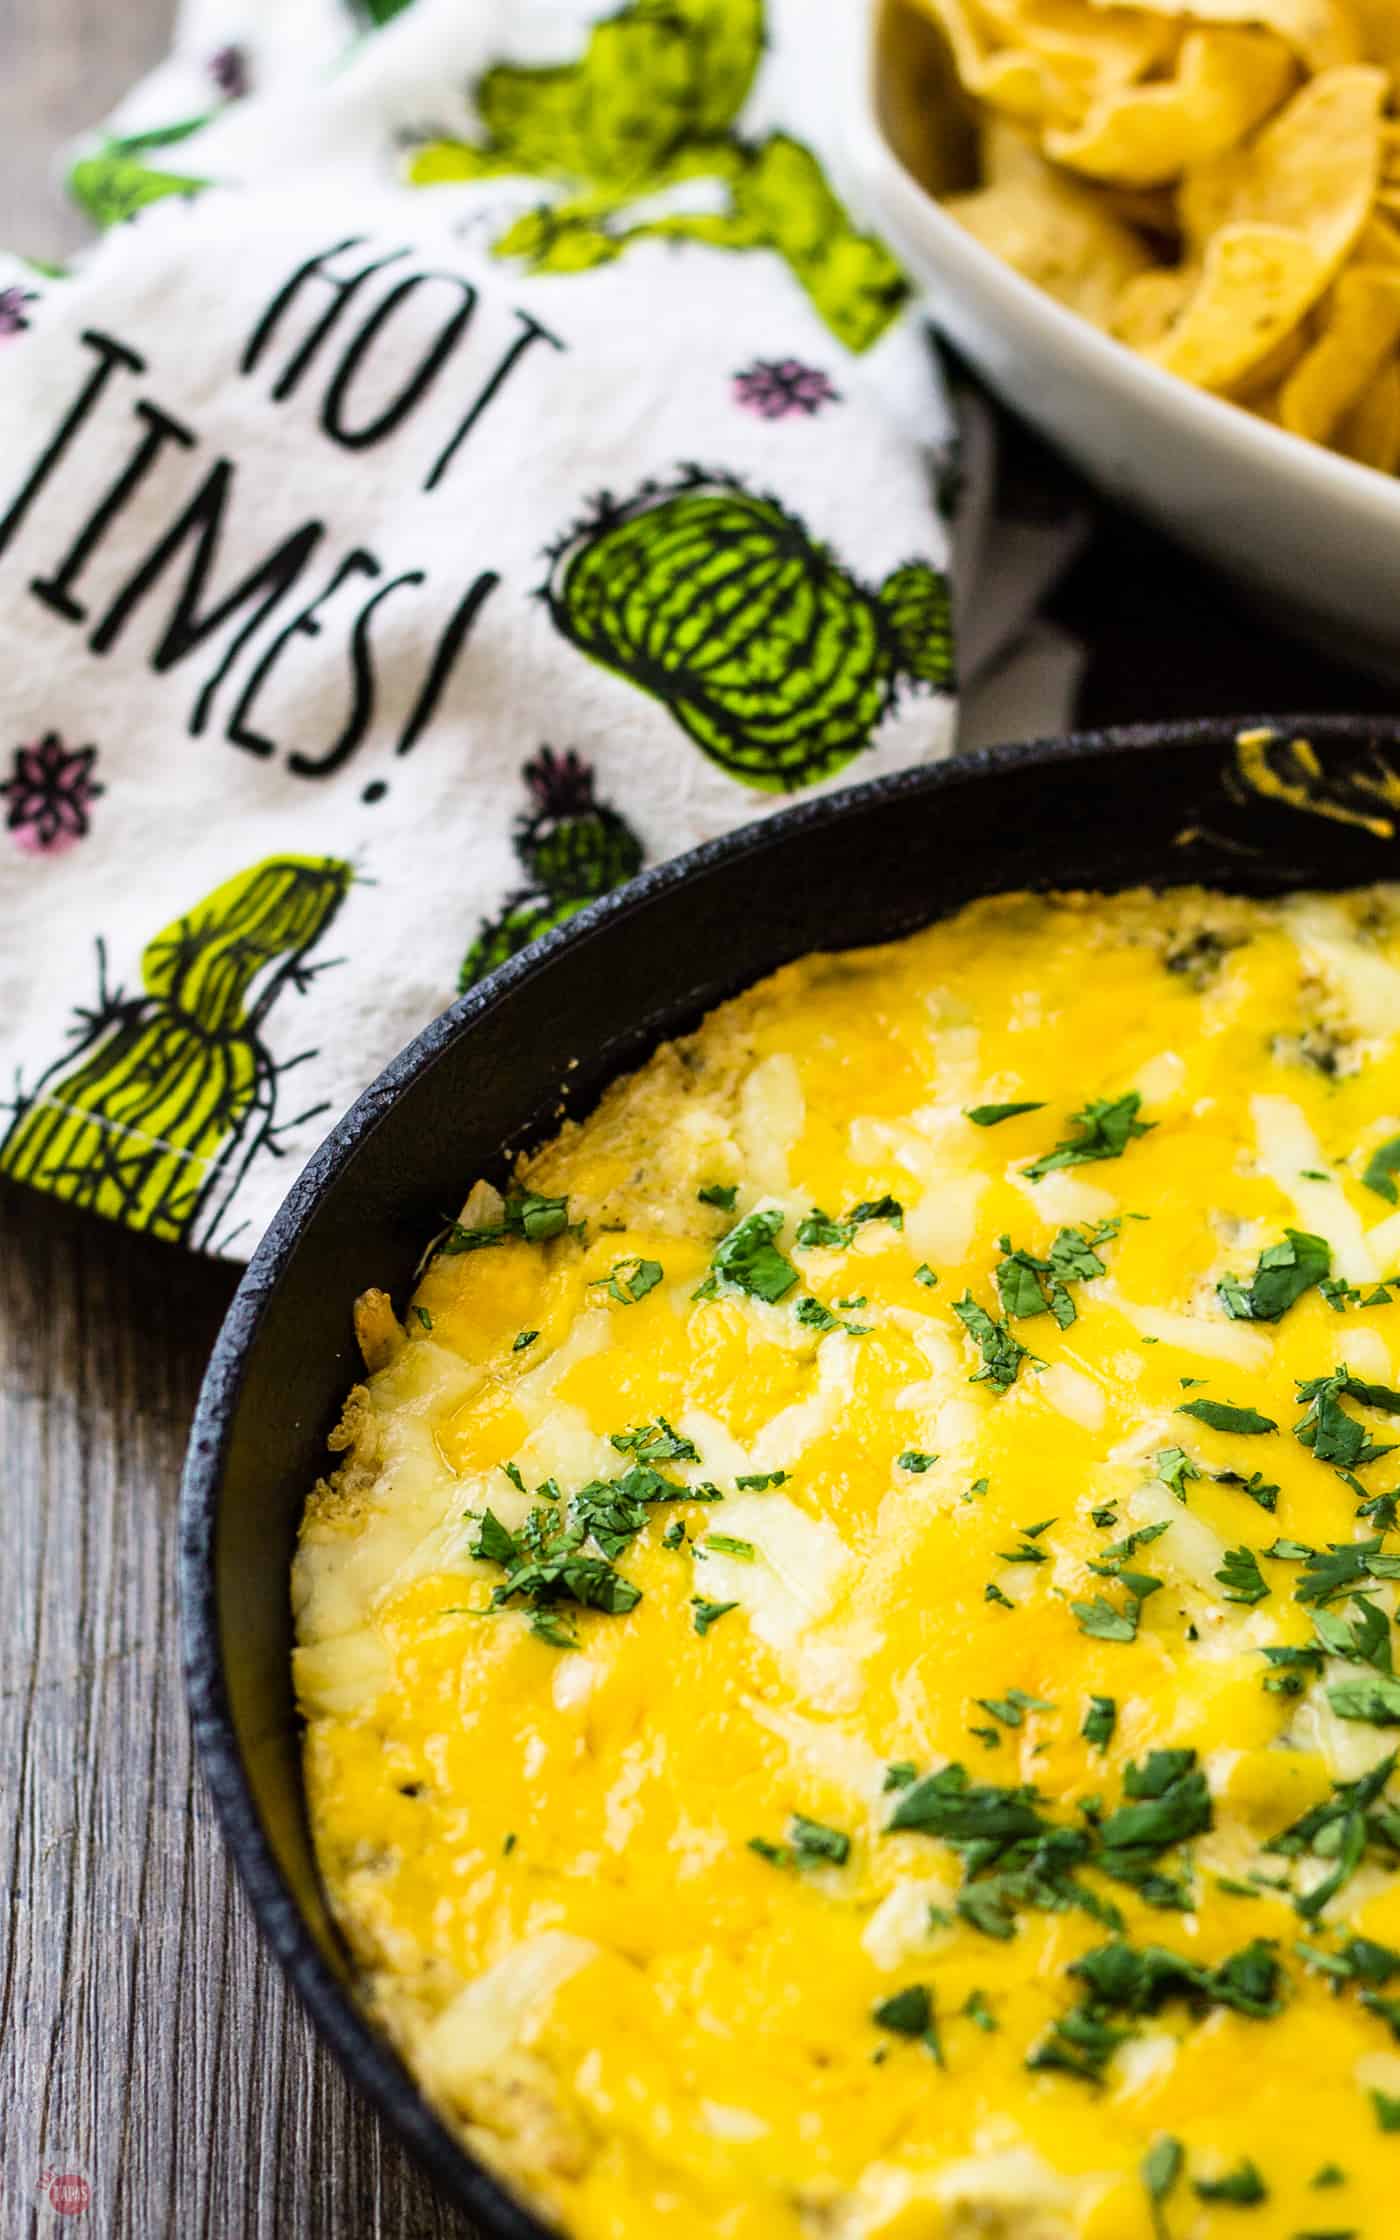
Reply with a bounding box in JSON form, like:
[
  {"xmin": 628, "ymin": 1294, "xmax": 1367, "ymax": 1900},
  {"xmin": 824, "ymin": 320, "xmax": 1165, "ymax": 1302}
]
[
  {"xmin": 847, "ymin": 21, "xmax": 1400, "ymax": 528},
  {"xmin": 180, "ymin": 712, "xmax": 1400, "ymax": 2231}
]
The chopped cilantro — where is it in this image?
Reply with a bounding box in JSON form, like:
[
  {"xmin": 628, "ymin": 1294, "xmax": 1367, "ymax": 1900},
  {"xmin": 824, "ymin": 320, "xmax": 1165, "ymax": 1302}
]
[
  {"xmin": 914, "ymin": 1262, "xmax": 938, "ymax": 1288},
  {"xmin": 500, "ymin": 1461, "xmax": 526, "ymax": 1494},
  {"xmin": 797, "ymin": 1195, "xmax": 903, "ymax": 1249},
  {"xmin": 699, "ymin": 1208, "xmax": 797, "ymax": 1304},
  {"xmin": 984, "ymin": 1581, "xmax": 1014, "ymax": 1608},
  {"xmin": 1142, "ymin": 2137, "xmax": 1183, "ymax": 2235},
  {"xmin": 1216, "ymin": 1545, "xmax": 1270, "ymax": 1606},
  {"xmin": 1295, "ymin": 1368, "xmax": 1400, "ymax": 1469},
  {"xmin": 976, "ymin": 1689, "xmax": 1052, "ymax": 1728},
  {"xmin": 472, "ymin": 1500, "xmax": 642, "ymax": 1629},
  {"xmin": 993, "ymin": 1221, "xmax": 1115, "ymax": 1329},
  {"xmin": 1374, "ymin": 2089, "xmax": 1400, "ymax": 2132},
  {"xmin": 1219, "ymin": 1228, "xmax": 1330, "ymax": 1322},
  {"xmin": 512, "ymin": 1327, "xmax": 537, "ymax": 1351},
  {"xmin": 1363, "ymin": 1135, "xmax": 1400, "ymax": 1205},
  {"xmin": 871, "ymin": 1983, "xmax": 938, "ymax": 2054},
  {"xmin": 439, "ymin": 1190, "xmax": 571, "ymax": 1254},
  {"xmin": 416, "ymin": 1306, "xmax": 433, "ymax": 1331},
  {"xmin": 1312, "ymin": 2165, "xmax": 1346, "ymax": 2188},
  {"xmin": 1072, "ymin": 1595, "xmax": 1142, "ymax": 1643},
  {"xmin": 527, "ymin": 1610, "xmax": 580, "ymax": 1648},
  {"xmin": 1265, "ymin": 1751, "xmax": 1399, "ymax": 1917},
  {"xmin": 963, "ymin": 1988, "xmax": 997, "ymax": 2030},
  {"xmin": 1029, "ymin": 2003, "xmax": 1128, "ymax": 2083},
  {"xmin": 735, "ymin": 1468, "xmax": 788, "ymax": 1490},
  {"xmin": 1177, "ymin": 1397, "xmax": 1278, "ymax": 1435},
  {"xmin": 697, "ymin": 1182, "xmax": 738, "ymax": 1211},
  {"xmin": 791, "ymin": 1814, "xmax": 851, "ymax": 1866},
  {"xmin": 662, "ymin": 1519, "xmax": 685, "ymax": 1550},
  {"xmin": 703, "ymin": 1533, "xmax": 755, "ymax": 1561},
  {"xmin": 692, "ymin": 1596, "xmax": 738, "ymax": 1636},
  {"xmin": 1215, "ymin": 1466, "xmax": 1280, "ymax": 1513},
  {"xmin": 883, "ymin": 1761, "xmax": 918, "ymax": 1792},
  {"xmin": 1297, "ymin": 1539, "xmax": 1400, "ymax": 1606},
  {"xmin": 1329, "ymin": 1675, "xmax": 1400, "ymax": 1725},
  {"xmin": 1083, "ymin": 1695, "xmax": 1117, "ymax": 1751},
  {"xmin": 1024, "ymin": 1092, "xmax": 1154, "ymax": 1181},
  {"xmin": 1193, "ymin": 2160, "xmax": 1266, "ymax": 2205},
  {"xmin": 473, "ymin": 1508, "xmax": 519, "ymax": 1565},
  {"xmin": 898, "ymin": 1449, "xmax": 938, "ymax": 1473},
  {"xmin": 590, "ymin": 1255, "xmax": 663, "ymax": 1305},
  {"xmin": 954, "ymin": 1292, "xmax": 1029, "ymax": 1392},
  {"xmin": 966, "ymin": 1102, "xmax": 1045, "ymax": 1125},
  {"xmin": 1100, "ymin": 1521, "xmax": 1170, "ymax": 1563},
  {"xmin": 610, "ymin": 1416, "xmax": 699, "ymax": 1463}
]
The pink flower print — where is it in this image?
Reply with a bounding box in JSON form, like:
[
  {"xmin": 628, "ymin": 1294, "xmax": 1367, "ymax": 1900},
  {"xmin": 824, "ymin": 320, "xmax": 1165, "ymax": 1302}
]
[
  {"xmin": 2, "ymin": 734, "xmax": 104, "ymax": 856},
  {"xmin": 209, "ymin": 44, "xmax": 250, "ymax": 99},
  {"xmin": 0, "ymin": 285, "xmax": 36, "ymax": 340},
  {"xmin": 732, "ymin": 358, "xmax": 841, "ymax": 421}
]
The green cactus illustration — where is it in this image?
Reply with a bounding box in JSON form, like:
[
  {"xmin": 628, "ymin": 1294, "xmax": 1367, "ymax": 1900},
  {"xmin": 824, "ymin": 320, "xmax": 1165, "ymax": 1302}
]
[
  {"xmin": 68, "ymin": 119, "xmax": 217, "ymax": 231},
  {"xmin": 408, "ymin": 0, "xmax": 907, "ymax": 352},
  {"xmin": 541, "ymin": 468, "xmax": 953, "ymax": 794},
  {"xmin": 461, "ymin": 749, "xmax": 644, "ymax": 990},
  {"xmin": 1, "ymin": 855, "xmax": 351, "ymax": 1247}
]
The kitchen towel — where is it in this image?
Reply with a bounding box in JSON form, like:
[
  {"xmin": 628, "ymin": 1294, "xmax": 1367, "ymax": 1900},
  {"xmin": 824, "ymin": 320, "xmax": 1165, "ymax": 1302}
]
[{"xmin": 0, "ymin": 0, "xmax": 1073, "ymax": 1258}]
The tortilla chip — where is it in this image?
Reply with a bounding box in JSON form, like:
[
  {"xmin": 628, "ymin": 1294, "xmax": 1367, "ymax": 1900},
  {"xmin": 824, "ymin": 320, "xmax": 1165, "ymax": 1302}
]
[
  {"xmin": 1354, "ymin": 210, "xmax": 1400, "ymax": 264},
  {"xmin": 1352, "ymin": 0, "xmax": 1400, "ymax": 89},
  {"xmin": 1046, "ymin": 27, "xmax": 1297, "ymax": 185},
  {"xmin": 982, "ymin": 0, "xmax": 1181, "ymax": 91},
  {"xmin": 910, "ymin": 0, "xmax": 1177, "ymax": 129},
  {"xmin": 1280, "ymin": 264, "xmax": 1400, "ymax": 438},
  {"xmin": 1112, "ymin": 265, "xmax": 1197, "ymax": 344},
  {"xmin": 907, "ymin": 0, "xmax": 1081, "ymax": 125},
  {"xmin": 945, "ymin": 147, "xmax": 1154, "ymax": 322},
  {"xmin": 1228, "ymin": 317, "xmax": 1312, "ymax": 397},
  {"xmin": 1150, "ymin": 221, "xmax": 1327, "ymax": 386},
  {"xmin": 1088, "ymin": 0, "xmax": 1362, "ymax": 72},
  {"xmin": 1179, "ymin": 65, "xmax": 1385, "ymax": 255},
  {"xmin": 1335, "ymin": 356, "xmax": 1400, "ymax": 470}
]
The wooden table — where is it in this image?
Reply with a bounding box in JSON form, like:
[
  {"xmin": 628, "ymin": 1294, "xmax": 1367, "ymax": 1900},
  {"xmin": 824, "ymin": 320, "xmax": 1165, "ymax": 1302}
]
[{"xmin": 1, "ymin": 6, "xmax": 1391, "ymax": 2237}]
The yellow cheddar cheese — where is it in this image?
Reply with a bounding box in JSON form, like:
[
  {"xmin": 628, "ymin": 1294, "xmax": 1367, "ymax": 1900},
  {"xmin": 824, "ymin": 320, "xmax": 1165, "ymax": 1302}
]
[{"xmin": 295, "ymin": 885, "xmax": 1400, "ymax": 2238}]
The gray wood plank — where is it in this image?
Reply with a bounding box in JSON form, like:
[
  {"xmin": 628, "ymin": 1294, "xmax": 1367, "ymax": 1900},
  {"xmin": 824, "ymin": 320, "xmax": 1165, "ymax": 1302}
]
[
  {"xmin": 0, "ymin": 11, "xmax": 476, "ymax": 2230},
  {"xmin": 0, "ymin": 1180, "xmax": 479, "ymax": 2238}
]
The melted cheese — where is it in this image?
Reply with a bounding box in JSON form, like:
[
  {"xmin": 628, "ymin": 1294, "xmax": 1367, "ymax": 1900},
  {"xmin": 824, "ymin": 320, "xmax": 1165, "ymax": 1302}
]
[{"xmin": 296, "ymin": 885, "xmax": 1400, "ymax": 2239}]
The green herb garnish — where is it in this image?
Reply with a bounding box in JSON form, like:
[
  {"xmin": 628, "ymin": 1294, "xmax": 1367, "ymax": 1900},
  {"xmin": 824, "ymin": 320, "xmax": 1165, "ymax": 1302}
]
[
  {"xmin": 966, "ymin": 1101, "xmax": 1045, "ymax": 1126},
  {"xmin": 796, "ymin": 1195, "xmax": 903, "ymax": 1249},
  {"xmin": 590, "ymin": 1255, "xmax": 664, "ymax": 1305},
  {"xmin": 440, "ymin": 1190, "xmax": 571, "ymax": 1254},
  {"xmin": 1082, "ymin": 1695, "xmax": 1116, "ymax": 1750},
  {"xmin": 698, "ymin": 1208, "xmax": 797, "ymax": 1304},
  {"xmin": 693, "ymin": 1596, "xmax": 738, "ymax": 1636},
  {"xmin": 1363, "ymin": 1135, "xmax": 1400, "ymax": 1204},
  {"xmin": 1024, "ymin": 1092, "xmax": 1154, "ymax": 1182},
  {"xmin": 1219, "ymin": 1228, "xmax": 1330, "ymax": 1322},
  {"xmin": 1177, "ymin": 1397, "xmax": 1278, "ymax": 1435},
  {"xmin": 954, "ymin": 1293, "xmax": 1029, "ymax": 1392}
]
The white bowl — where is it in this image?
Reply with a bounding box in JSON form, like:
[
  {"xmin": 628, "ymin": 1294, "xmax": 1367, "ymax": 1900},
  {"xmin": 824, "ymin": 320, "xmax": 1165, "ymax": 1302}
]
[{"xmin": 846, "ymin": 6, "xmax": 1400, "ymax": 682}]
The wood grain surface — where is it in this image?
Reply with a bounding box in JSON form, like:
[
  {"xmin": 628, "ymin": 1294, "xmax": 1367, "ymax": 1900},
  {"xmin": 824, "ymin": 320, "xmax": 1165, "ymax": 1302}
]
[{"xmin": 0, "ymin": 6, "xmax": 470, "ymax": 2233}]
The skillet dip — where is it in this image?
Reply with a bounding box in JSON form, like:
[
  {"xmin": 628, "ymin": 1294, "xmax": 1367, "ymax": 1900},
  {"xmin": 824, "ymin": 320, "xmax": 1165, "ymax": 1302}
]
[{"xmin": 294, "ymin": 886, "xmax": 1400, "ymax": 2239}]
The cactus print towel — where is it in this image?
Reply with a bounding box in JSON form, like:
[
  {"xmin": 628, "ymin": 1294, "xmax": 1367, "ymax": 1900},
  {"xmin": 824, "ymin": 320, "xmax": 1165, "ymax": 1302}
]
[{"xmin": 0, "ymin": 0, "xmax": 1070, "ymax": 1258}]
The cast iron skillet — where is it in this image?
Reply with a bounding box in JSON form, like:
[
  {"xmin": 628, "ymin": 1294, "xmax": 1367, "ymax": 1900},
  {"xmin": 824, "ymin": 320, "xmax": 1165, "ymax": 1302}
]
[{"xmin": 182, "ymin": 715, "xmax": 1400, "ymax": 2232}]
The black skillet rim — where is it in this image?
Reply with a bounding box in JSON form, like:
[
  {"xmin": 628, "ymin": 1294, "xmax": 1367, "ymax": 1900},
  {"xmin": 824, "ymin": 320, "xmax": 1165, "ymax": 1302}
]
[{"xmin": 180, "ymin": 712, "xmax": 1400, "ymax": 2233}]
